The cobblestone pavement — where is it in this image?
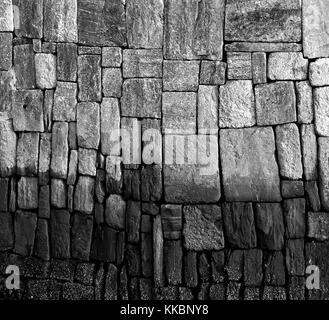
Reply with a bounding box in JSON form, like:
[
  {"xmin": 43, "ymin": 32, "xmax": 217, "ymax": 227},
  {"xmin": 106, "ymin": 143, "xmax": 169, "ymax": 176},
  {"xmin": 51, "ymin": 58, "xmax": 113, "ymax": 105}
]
[{"xmin": 0, "ymin": 0, "xmax": 329, "ymax": 300}]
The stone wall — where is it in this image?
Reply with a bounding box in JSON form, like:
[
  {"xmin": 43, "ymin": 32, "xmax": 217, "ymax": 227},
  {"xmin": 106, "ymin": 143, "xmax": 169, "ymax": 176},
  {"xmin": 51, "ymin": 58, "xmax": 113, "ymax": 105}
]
[{"xmin": 0, "ymin": 0, "xmax": 329, "ymax": 300}]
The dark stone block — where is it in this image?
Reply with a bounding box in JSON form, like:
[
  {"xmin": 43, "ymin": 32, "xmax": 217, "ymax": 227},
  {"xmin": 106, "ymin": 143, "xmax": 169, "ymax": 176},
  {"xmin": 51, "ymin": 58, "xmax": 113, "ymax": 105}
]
[
  {"xmin": 27, "ymin": 280, "xmax": 61, "ymax": 300},
  {"xmin": 116, "ymin": 231, "xmax": 125, "ymax": 266},
  {"xmin": 34, "ymin": 219, "xmax": 50, "ymax": 261},
  {"xmin": 199, "ymin": 253, "xmax": 211, "ymax": 283},
  {"xmin": 164, "ymin": 240, "xmax": 183, "ymax": 285},
  {"xmin": 212, "ymin": 251, "xmax": 225, "ymax": 283},
  {"xmin": 62, "ymin": 283, "xmax": 94, "ymax": 300},
  {"xmin": 161, "ymin": 205, "xmax": 182, "ymax": 240},
  {"xmin": 281, "ymin": 180, "xmax": 304, "ymax": 198},
  {"xmin": 104, "ymin": 264, "xmax": 118, "ymax": 300},
  {"xmin": 57, "ymin": 43, "xmax": 77, "ymax": 82},
  {"xmin": 123, "ymin": 170, "xmax": 140, "ymax": 200},
  {"xmin": 0, "ymin": 212, "xmax": 14, "ymax": 251},
  {"xmin": 305, "ymin": 181, "xmax": 321, "ymax": 212},
  {"xmin": 244, "ymin": 249, "xmax": 263, "ymax": 286},
  {"xmin": 91, "ymin": 226, "xmax": 117, "ymax": 262},
  {"xmin": 75, "ymin": 263, "xmax": 94, "ymax": 286},
  {"xmin": 141, "ymin": 165, "xmax": 162, "ymax": 201},
  {"xmin": 286, "ymin": 239, "xmax": 305, "ymax": 276},
  {"xmin": 126, "ymin": 201, "xmax": 141, "ymax": 244},
  {"xmin": 0, "ymin": 178, "xmax": 8, "ymax": 211},
  {"xmin": 50, "ymin": 210, "xmax": 70, "ymax": 259},
  {"xmin": 141, "ymin": 233, "xmax": 153, "ymax": 278},
  {"xmin": 50, "ymin": 259, "xmax": 75, "ymax": 282},
  {"xmin": 209, "ymin": 283, "xmax": 225, "ymax": 300},
  {"xmin": 140, "ymin": 278, "xmax": 154, "ymax": 300},
  {"xmin": 126, "ymin": 244, "xmax": 141, "ymax": 277},
  {"xmin": 283, "ymin": 198, "xmax": 306, "ymax": 238},
  {"xmin": 184, "ymin": 251, "xmax": 198, "ymax": 288},
  {"xmin": 14, "ymin": 44, "xmax": 35, "ymax": 89},
  {"xmin": 226, "ymin": 250, "xmax": 244, "ymax": 281},
  {"xmin": 264, "ymin": 252, "xmax": 286, "ymax": 286}
]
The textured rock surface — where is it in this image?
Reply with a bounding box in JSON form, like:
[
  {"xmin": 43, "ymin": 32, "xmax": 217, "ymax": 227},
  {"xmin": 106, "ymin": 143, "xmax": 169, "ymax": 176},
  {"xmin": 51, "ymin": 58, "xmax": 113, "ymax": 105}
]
[
  {"xmin": 0, "ymin": 115, "xmax": 16, "ymax": 177},
  {"xmin": 225, "ymin": 42, "xmax": 302, "ymax": 52},
  {"xmin": 314, "ymin": 87, "xmax": 329, "ymax": 137},
  {"xmin": 252, "ymin": 52, "xmax": 266, "ymax": 84},
  {"xmin": 308, "ymin": 212, "xmax": 329, "ymax": 241},
  {"xmin": 57, "ymin": 43, "xmax": 77, "ymax": 82},
  {"xmin": 309, "ymin": 59, "xmax": 329, "ymax": 86},
  {"xmin": 53, "ymin": 82, "xmax": 77, "ymax": 121},
  {"xmin": 164, "ymin": 0, "xmax": 225, "ymax": 60},
  {"xmin": 17, "ymin": 133, "xmax": 39, "ymax": 176},
  {"xmin": 14, "ymin": 44, "xmax": 35, "ymax": 89},
  {"xmin": 200, "ymin": 61, "xmax": 226, "ymax": 85},
  {"xmin": 220, "ymin": 127, "xmax": 281, "ymax": 201},
  {"xmin": 227, "ymin": 52, "xmax": 252, "ymax": 80},
  {"xmin": 268, "ymin": 52, "xmax": 308, "ymax": 80},
  {"xmin": 0, "ymin": 0, "xmax": 13, "ymax": 31},
  {"xmin": 255, "ymin": 81, "xmax": 296, "ymax": 126},
  {"xmin": 102, "ymin": 68, "xmax": 122, "ymax": 98},
  {"xmin": 225, "ymin": 0, "xmax": 301, "ymax": 42},
  {"xmin": 0, "ymin": 33, "xmax": 12, "ymax": 71},
  {"xmin": 35, "ymin": 54, "xmax": 57, "ymax": 89},
  {"xmin": 296, "ymin": 81, "xmax": 313, "ymax": 124},
  {"xmin": 319, "ymin": 138, "xmax": 329, "ymax": 211},
  {"xmin": 198, "ymin": 86, "xmax": 218, "ymax": 134},
  {"xmin": 219, "ymin": 80, "xmax": 255, "ymax": 128}
]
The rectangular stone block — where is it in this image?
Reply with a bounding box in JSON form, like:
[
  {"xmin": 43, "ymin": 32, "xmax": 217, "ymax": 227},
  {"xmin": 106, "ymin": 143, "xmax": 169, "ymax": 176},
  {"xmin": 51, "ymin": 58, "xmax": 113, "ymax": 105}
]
[
  {"xmin": 303, "ymin": 0, "xmax": 329, "ymax": 58},
  {"xmin": 310, "ymin": 59, "xmax": 329, "ymax": 86},
  {"xmin": 91, "ymin": 226, "xmax": 117, "ymax": 262},
  {"xmin": 17, "ymin": 177, "xmax": 38, "ymax": 210},
  {"xmin": 13, "ymin": 0, "xmax": 43, "ymax": 38},
  {"xmin": 283, "ymin": 199, "xmax": 306, "ymax": 239},
  {"xmin": 219, "ymin": 80, "xmax": 255, "ymax": 128},
  {"xmin": 127, "ymin": 201, "xmax": 141, "ymax": 244},
  {"xmin": 0, "ymin": 178, "xmax": 8, "ymax": 212},
  {"xmin": 162, "ymin": 92, "xmax": 196, "ymax": 134},
  {"xmin": 314, "ymin": 87, "xmax": 329, "ymax": 137},
  {"xmin": 44, "ymin": 90, "xmax": 53, "ymax": 132},
  {"xmin": 0, "ymin": 0, "xmax": 13, "ymax": 31},
  {"xmin": 106, "ymin": 156, "xmax": 123, "ymax": 194},
  {"xmin": 227, "ymin": 52, "xmax": 252, "ymax": 80},
  {"xmin": 225, "ymin": 0, "xmax": 301, "ymax": 42},
  {"xmin": 78, "ymin": 55, "xmax": 101, "ymax": 102},
  {"xmin": 255, "ymin": 81, "xmax": 296, "ymax": 126},
  {"xmin": 301, "ymin": 125, "xmax": 317, "ymax": 180},
  {"xmin": 296, "ymin": 81, "xmax": 313, "ymax": 124},
  {"xmin": 123, "ymin": 49, "xmax": 162, "ymax": 78},
  {"xmin": 78, "ymin": 46, "xmax": 101, "ymax": 55},
  {"xmin": 220, "ymin": 127, "xmax": 281, "ymax": 202},
  {"xmin": 38, "ymin": 185, "xmax": 50, "ymax": 219},
  {"xmin": 77, "ymin": 102, "xmax": 100, "ymax": 149},
  {"xmin": 44, "ymin": 0, "xmax": 77, "ymax": 42},
  {"xmin": 102, "ymin": 47, "xmax": 122, "ymax": 67},
  {"xmin": 102, "ymin": 68, "xmax": 122, "ymax": 98},
  {"xmin": 39, "ymin": 133, "xmax": 51, "ymax": 185},
  {"xmin": 12, "ymin": 90, "xmax": 44, "ymax": 132},
  {"xmin": 161, "ymin": 205, "xmax": 182, "ymax": 240},
  {"xmin": 14, "ymin": 44, "xmax": 35, "ymax": 89},
  {"xmin": 78, "ymin": 148, "xmax": 97, "ymax": 177},
  {"xmin": 121, "ymin": 79, "xmax": 162, "ymax": 118},
  {"xmin": 225, "ymin": 42, "xmax": 302, "ymax": 52},
  {"xmin": 141, "ymin": 165, "xmax": 162, "ymax": 202},
  {"xmin": 198, "ymin": 85, "xmax": 218, "ymax": 134},
  {"xmin": 0, "ymin": 33, "xmax": 12, "ymax": 70},
  {"xmin": 252, "ymin": 52, "xmax": 266, "ymax": 84},
  {"xmin": 57, "ymin": 43, "xmax": 77, "ymax": 82},
  {"xmin": 126, "ymin": 0, "xmax": 163, "ymax": 48},
  {"xmin": 50, "ymin": 210, "xmax": 70, "ymax": 259},
  {"xmin": 51, "ymin": 178, "xmax": 66, "ymax": 209},
  {"xmin": 53, "ymin": 82, "xmax": 77, "ymax": 121},
  {"xmin": 164, "ymin": 240, "xmax": 182, "ymax": 285},
  {"xmin": 77, "ymin": 0, "xmax": 126, "ymax": 46},
  {"xmin": 164, "ymin": 0, "xmax": 225, "ymax": 60},
  {"xmin": 163, "ymin": 61, "xmax": 199, "ymax": 91},
  {"xmin": 0, "ymin": 115, "xmax": 16, "ymax": 177},
  {"xmin": 74, "ymin": 176, "xmax": 95, "ymax": 215},
  {"xmin": 0, "ymin": 70, "xmax": 15, "ymax": 113},
  {"xmin": 0, "ymin": 212, "xmax": 14, "ymax": 251},
  {"xmin": 50, "ymin": 122, "xmax": 68, "ymax": 179},
  {"xmin": 200, "ymin": 61, "xmax": 226, "ymax": 85},
  {"xmin": 17, "ymin": 133, "xmax": 39, "ymax": 176},
  {"xmin": 319, "ymin": 138, "xmax": 329, "ymax": 211}
]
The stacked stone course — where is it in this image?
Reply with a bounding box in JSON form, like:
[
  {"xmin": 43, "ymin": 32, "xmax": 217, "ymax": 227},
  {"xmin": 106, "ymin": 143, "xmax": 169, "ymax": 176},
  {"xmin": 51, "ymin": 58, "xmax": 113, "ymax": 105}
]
[{"xmin": 1, "ymin": 0, "xmax": 329, "ymax": 300}]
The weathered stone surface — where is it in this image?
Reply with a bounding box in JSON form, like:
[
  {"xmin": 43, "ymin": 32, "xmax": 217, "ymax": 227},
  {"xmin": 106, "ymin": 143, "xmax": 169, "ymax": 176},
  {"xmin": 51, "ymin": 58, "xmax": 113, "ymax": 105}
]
[
  {"xmin": 0, "ymin": 0, "xmax": 13, "ymax": 31},
  {"xmin": 319, "ymin": 138, "xmax": 329, "ymax": 210},
  {"xmin": 161, "ymin": 205, "xmax": 182, "ymax": 240},
  {"xmin": 44, "ymin": 0, "xmax": 77, "ymax": 42},
  {"xmin": 303, "ymin": 0, "xmax": 329, "ymax": 58},
  {"xmin": 50, "ymin": 210, "xmax": 70, "ymax": 259},
  {"xmin": 43, "ymin": 90, "xmax": 53, "ymax": 132},
  {"xmin": 74, "ymin": 176, "xmax": 95, "ymax": 214},
  {"xmin": 255, "ymin": 81, "xmax": 296, "ymax": 126},
  {"xmin": 78, "ymin": 55, "xmax": 101, "ymax": 102},
  {"xmin": 141, "ymin": 215, "xmax": 152, "ymax": 234},
  {"xmin": 225, "ymin": 0, "xmax": 301, "ymax": 42},
  {"xmin": 275, "ymin": 124, "xmax": 303, "ymax": 180},
  {"xmin": 164, "ymin": 135, "xmax": 221, "ymax": 203},
  {"xmin": 301, "ymin": 125, "xmax": 317, "ymax": 180},
  {"xmin": 0, "ymin": 33, "xmax": 12, "ymax": 70},
  {"xmin": 100, "ymin": 98, "xmax": 120, "ymax": 155},
  {"xmin": 77, "ymin": 0, "xmax": 126, "ymax": 46},
  {"xmin": 283, "ymin": 199, "xmax": 306, "ymax": 239},
  {"xmin": 244, "ymin": 287, "xmax": 260, "ymax": 300},
  {"xmin": 199, "ymin": 253, "xmax": 211, "ymax": 282},
  {"xmin": 41, "ymin": 42, "xmax": 56, "ymax": 53},
  {"xmin": 223, "ymin": 202, "xmax": 256, "ymax": 249},
  {"xmin": 38, "ymin": 185, "xmax": 50, "ymax": 219},
  {"xmin": 123, "ymin": 49, "xmax": 162, "ymax": 78},
  {"xmin": 34, "ymin": 219, "xmax": 50, "ymax": 261},
  {"xmin": 268, "ymin": 52, "xmax": 308, "ymax": 80},
  {"xmin": 50, "ymin": 259, "xmax": 75, "ymax": 282},
  {"xmin": 102, "ymin": 47, "xmax": 122, "ymax": 67},
  {"xmin": 255, "ymin": 203, "xmax": 284, "ymax": 250},
  {"xmin": 35, "ymin": 54, "xmax": 57, "ymax": 89},
  {"xmin": 51, "ymin": 179, "xmax": 66, "ymax": 209},
  {"xmin": 121, "ymin": 79, "xmax": 162, "ymax": 118},
  {"xmin": 91, "ymin": 226, "xmax": 117, "ymax": 262},
  {"xmin": 0, "ymin": 178, "xmax": 8, "ymax": 212},
  {"xmin": 226, "ymin": 250, "xmax": 243, "ymax": 281},
  {"xmin": 17, "ymin": 177, "xmax": 38, "ymax": 210},
  {"xmin": 227, "ymin": 52, "xmax": 252, "ymax": 80},
  {"xmin": 0, "ymin": 212, "xmax": 14, "ymax": 251},
  {"xmin": 104, "ymin": 264, "xmax": 118, "ymax": 300},
  {"xmin": 309, "ymin": 59, "xmax": 329, "ymax": 86},
  {"xmin": 32, "ymin": 38, "xmax": 41, "ymax": 52},
  {"xmin": 244, "ymin": 249, "xmax": 263, "ymax": 286},
  {"xmin": 220, "ymin": 127, "xmax": 281, "ymax": 201},
  {"xmin": 296, "ymin": 81, "xmax": 313, "ymax": 124},
  {"xmin": 314, "ymin": 87, "xmax": 329, "ymax": 137},
  {"xmin": 123, "ymin": 169, "xmax": 140, "ymax": 200},
  {"xmin": 305, "ymin": 181, "xmax": 321, "ymax": 212},
  {"xmin": 184, "ymin": 251, "xmax": 197, "ymax": 288},
  {"xmin": 127, "ymin": 201, "xmax": 141, "ymax": 244},
  {"xmin": 78, "ymin": 46, "xmax": 101, "ymax": 55},
  {"xmin": 141, "ymin": 233, "xmax": 153, "ymax": 278},
  {"xmin": 163, "ymin": 61, "xmax": 199, "ymax": 91},
  {"xmin": 50, "ymin": 122, "xmax": 68, "ymax": 179},
  {"xmin": 14, "ymin": 211, "xmax": 37, "ymax": 256},
  {"xmin": 288, "ymin": 277, "xmax": 305, "ymax": 300},
  {"xmin": 153, "ymin": 215, "xmax": 164, "ymax": 287},
  {"xmin": 8, "ymin": 178, "xmax": 15, "ymax": 211},
  {"xmin": 141, "ymin": 165, "xmax": 162, "ymax": 202},
  {"xmin": 106, "ymin": 156, "xmax": 123, "ymax": 194},
  {"xmin": 164, "ymin": 0, "xmax": 225, "ymax": 60},
  {"xmin": 0, "ymin": 70, "xmax": 15, "ymax": 113},
  {"xmin": 13, "ymin": 90, "xmax": 44, "ymax": 132},
  {"xmin": 183, "ymin": 205, "xmax": 224, "ymax": 251},
  {"xmin": 127, "ymin": 244, "xmax": 141, "ymax": 276},
  {"xmin": 105, "ymin": 195, "xmax": 126, "ymax": 230},
  {"xmin": 281, "ymin": 181, "xmax": 304, "ymax": 199},
  {"xmin": 95, "ymin": 170, "xmax": 106, "ymax": 204},
  {"xmin": 57, "ymin": 43, "xmax": 77, "ymax": 82},
  {"xmin": 225, "ymin": 42, "xmax": 302, "ymax": 52},
  {"xmin": 262, "ymin": 286, "xmax": 286, "ymax": 300},
  {"xmin": 53, "ymin": 82, "xmax": 77, "ymax": 121},
  {"xmin": 141, "ymin": 118, "xmax": 162, "ymax": 165},
  {"xmin": 0, "ymin": 115, "xmax": 16, "ymax": 177},
  {"xmin": 252, "ymin": 52, "xmax": 266, "ymax": 85},
  {"xmin": 77, "ymin": 102, "xmax": 100, "ymax": 149},
  {"xmin": 219, "ymin": 80, "xmax": 255, "ymax": 128},
  {"xmin": 68, "ymin": 122, "xmax": 77, "ymax": 150},
  {"xmin": 308, "ymin": 212, "xmax": 329, "ymax": 241},
  {"xmin": 62, "ymin": 283, "xmax": 94, "ymax": 300},
  {"xmin": 39, "ymin": 134, "xmax": 51, "ymax": 185},
  {"xmin": 75, "ymin": 263, "xmax": 94, "ymax": 286},
  {"xmin": 78, "ymin": 148, "xmax": 97, "ymax": 176},
  {"xmin": 71, "ymin": 214, "xmax": 93, "ymax": 261},
  {"xmin": 211, "ymin": 251, "xmax": 225, "ymax": 283},
  {"xmin": 116, "ymin": 233, "xmax": 125, "ymax": 265},
  {"xmin": 198, "ymin": 85, "xmax": 218, "ymax": 134},
  {"xmin": 286, "ymin": 239, "xmax": 305, "ymax": 276},
  {"xmin": 264, "ymin": 252, "xmax": 285, "ymax": 286},
  {"xmin": 102, "ymin": 68, "xmax": 122, "ymax": 98},
  {"xmin": 126, "ymin": 0, "xmax": 163, "ymax": 48},
  {"xmin": 200, "ymin": 61, "xmax": 226, "ymax": 85},
  {"xmin": 14, "ymin": 44, "xmax": 35, "ymax": 89},
  {"xmin": 67, "ymin": 186, "xmax": 74, "ymax": 212},
  {"xmin": 67, "ymin": 150, "xmax": 78, "ymax": 186},
  {"xmin": 17, "ymin": 133, "xmax": 39, "ymax": 176},
  {"xmin": 164, "ymin": 240, "xmax": 182, "ymax": 285}
]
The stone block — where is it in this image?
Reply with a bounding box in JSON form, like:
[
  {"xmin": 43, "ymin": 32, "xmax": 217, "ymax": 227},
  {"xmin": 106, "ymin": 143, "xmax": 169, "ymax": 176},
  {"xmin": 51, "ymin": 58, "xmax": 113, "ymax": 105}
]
[
  {"xmin": 56, "ymin": 43, "xmax": 77, "ymax": 82},
  {"xmin": 105, "ymin": 195, "xmax": 126, "ymax": 230},
  {"xmin": 17, "ymin": 133, "xmax": 39, "ymax": 176},
  {"xmin": 308, "ymin": 212, "xmax": 329, "ymax": 241},
  {"xmin": 102, "ymin": 68, "xmax": 122, "ymax": 98},
  {"xmin": 102, "ymin": 47, "xmax": 122, "ymax": 67},
  {"xmin": 51, "ymin": 179, "xmax": 66, "ymax": 209},
  {"xmin": 17, "ymin": 177, "xmax": 38, "ymax": 210},
  {"xmin": 200, "ymin": 61, "xmax": 226, "ymax": 85},
  {"xmin": 296, "ymin": 81, "xmax": 313, "ymax": 124},
  {"xmin": 198, "ymin": 85, "xmax": 218, "ymax": 134},
  {"xmin": 35, "ymin": 53, "xmax": 57, "ymax": 89},
  {"xmin": 319, "ymin": 138, "xmax": 329, "ymax": 210},
  {"xmin": 301, "ymin": 124, "xmax": 317, "ymax": 180},
  {"xmin": 14, "ymin": 44, "xmax": 35, "ymax": 89},
  {"xmin": 0, "ymin": 0, "xmax": 13, "ymax": 31},
  {"xmin": 283, "ymin": 199, "xmax": 306, "ymax": 239},
  {"xmin": 74, "ymin": 176, "xmax": 95, "ymax": 215},
  {"xmin": 227, "ymin": 52, "xmax": 252, "ymax": 80},
  {"xmin": 252, "ymin": 52, "xmax": 266, "ymax": 84},
  {"xmin": 78, "ymin": 148, "xmax": 97, "ymax": 176},
  {"xmin": 0, "ymin": 33, "xmax": 12, "ymax": 70},
  {"xmin": 0, "ymin": 212, "xmax": 14, "ymax": 251},
  {"xmin": 161, "ymin": 205, "xmax": 182, "ymax": 240},
  {"xmin": 53, "ymin": 82, "xmax": 77, "ymax": 122},
  {"xmin": 314, "ymin": 87, "xmax": 329, "ymax": 136}
]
